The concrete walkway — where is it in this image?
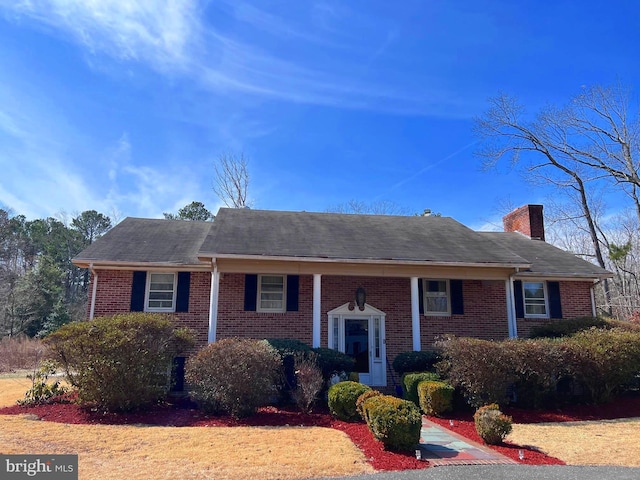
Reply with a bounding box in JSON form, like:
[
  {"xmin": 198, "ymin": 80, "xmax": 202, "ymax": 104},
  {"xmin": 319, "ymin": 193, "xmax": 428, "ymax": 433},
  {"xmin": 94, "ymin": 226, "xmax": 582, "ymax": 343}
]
[{"xmin": 418, "ymin": 418, "xmax": 517, "ymax": 466}]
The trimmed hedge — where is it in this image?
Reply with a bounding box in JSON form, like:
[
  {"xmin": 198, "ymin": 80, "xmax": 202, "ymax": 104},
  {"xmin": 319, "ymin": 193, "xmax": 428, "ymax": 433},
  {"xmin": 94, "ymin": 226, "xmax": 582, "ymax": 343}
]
[
  {"xmin": 402, "ymin": 372, "xmax": 440, "ymax": 406},
  {"xmin": 356, "ymin": 389, "xmax": 383, "ymax": 421},
  {"xmin": 44, "ymin": 313, "xmax": 194, "ymax": 412},
  {"xmin": 417, "ymin": 380, "xmax": 454, "ymax": 416},
  {"xmin": 362, "ymin": 395, "xmax": 422, "ymax": 451},
  {"xmin": 392, "ymin": 350, "xmax": 440, "ymax": 376},
  {"xmin": 438, "ymin": 328, "xmax": 640, "ymax": 408},
  {"xmin": 312, "ymin": 347, "xmax": 356, "ymax": 380},
  {"xmin": 328, "ymin": 381, "xmax": 371, "ymax": 421},
  {"xmin": 186, "ymin": 338, "xmax": 281, "ymax": 418},
  {"xmin": 528, "ymin": 317, "xmax": 609, "ymax": 338}
]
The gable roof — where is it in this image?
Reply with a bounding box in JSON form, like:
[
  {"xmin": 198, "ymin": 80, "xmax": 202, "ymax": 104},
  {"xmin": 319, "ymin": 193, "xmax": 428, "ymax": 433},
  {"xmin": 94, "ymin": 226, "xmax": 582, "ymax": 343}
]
[
  {"xmin": 72, "ymin": 207, "xmax": 612, "ymax": 279},
  {"xmin": 198, "ymin": 208, "xmax": 529, "ymax": 267},
  {"xmin": 480, "ymin": 232, "xmax": 611, "ymax": 278},
  {"xmin": 73, "ymin": 217, "xmax": 214, "ymax": 269}
]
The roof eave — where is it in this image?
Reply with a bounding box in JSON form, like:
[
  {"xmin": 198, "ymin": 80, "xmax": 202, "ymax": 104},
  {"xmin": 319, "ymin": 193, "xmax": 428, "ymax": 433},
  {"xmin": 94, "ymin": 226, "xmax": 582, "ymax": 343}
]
[
  {"xmin": 72, "ymin": 259, "xmax": 213, "ymax": 271},
  {"xmin": 514, "ymin": 271, "xmax": 613, "ymax": 281},
  {"xmin": 198, "ymin": 253, "xmax": 531, "ymax": 269}
]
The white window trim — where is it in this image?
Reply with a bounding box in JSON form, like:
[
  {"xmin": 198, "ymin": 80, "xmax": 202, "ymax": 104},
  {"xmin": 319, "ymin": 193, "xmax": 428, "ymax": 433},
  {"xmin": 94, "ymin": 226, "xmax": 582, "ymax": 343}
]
[
  {"xmin": 422, "ymin": 278, "xmax": 451, "ymax": 316},
  {"xmin": 522, "ymin": 280, "xmax": 549, "ymax": 319},
  {"xmin": 145, "ymin": 272, "xmax": 177, "ymax": 312},
  {"xmin": 257, "ymin": 274, "xmax": 287, "ymax": 313}
]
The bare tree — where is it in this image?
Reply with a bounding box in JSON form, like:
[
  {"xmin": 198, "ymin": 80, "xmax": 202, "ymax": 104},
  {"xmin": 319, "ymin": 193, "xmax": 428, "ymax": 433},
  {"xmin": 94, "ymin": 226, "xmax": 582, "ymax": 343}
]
[
  {"xmin": 327, "ymin": 199, "xmax": 410, "ymax": 215},
  {"xmin": 213, "ymin": 153, "xmax": 251, "ymax": 208}
]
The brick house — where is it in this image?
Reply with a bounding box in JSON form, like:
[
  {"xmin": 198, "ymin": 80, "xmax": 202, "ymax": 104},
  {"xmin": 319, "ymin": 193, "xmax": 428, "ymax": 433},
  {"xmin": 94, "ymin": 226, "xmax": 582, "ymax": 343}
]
[{"xmin": 72, "ymin": 204, "xmax": 611, "ymax": 387}]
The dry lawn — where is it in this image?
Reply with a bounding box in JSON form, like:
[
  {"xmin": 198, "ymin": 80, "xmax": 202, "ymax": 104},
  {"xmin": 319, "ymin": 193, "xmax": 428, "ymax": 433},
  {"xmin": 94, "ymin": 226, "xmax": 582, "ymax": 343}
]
[
  {"xmin": 0, "ymin": 377, "xmax": 373, "ymax": 480},
  {"xmin": 509, "ymin": 418, "xmax": 640, "ymax": 466}
]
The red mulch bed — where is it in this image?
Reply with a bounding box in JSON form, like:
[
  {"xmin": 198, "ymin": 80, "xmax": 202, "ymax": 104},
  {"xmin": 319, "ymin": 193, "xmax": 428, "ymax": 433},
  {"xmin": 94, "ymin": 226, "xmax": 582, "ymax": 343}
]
[{"xmin": 3, "ymin": 393, "xmax": 639, "ymax": 471}]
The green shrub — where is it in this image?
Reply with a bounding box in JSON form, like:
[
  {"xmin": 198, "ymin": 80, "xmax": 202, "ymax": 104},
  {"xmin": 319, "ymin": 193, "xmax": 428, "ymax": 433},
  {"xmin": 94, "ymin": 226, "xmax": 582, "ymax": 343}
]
[
  {"xmin": 44, "ymin": 313, "xmax": 194, "ymax": 412},
  {"xmin": 529, "ymin": 317, "xmax": 609, "ymax": 338},
  {"xmin": 312, "ymin": 347, "xmax": 356, "ymax": 380},
  {"xmin": 402, "ymin": 372, "xmax": 440, "ymax": 406},
  {"xmin": 561, "ymin": 328, "xmax": 640, "ymax": 403},
  {"xmin": 473, "ymin": 403, "xmax": 512, "ymax": 445},
  {"xmin": 508, "ymin": 339, "xmax": 568, "ymax": 408},
  {"xmin": 355, "ymin": 389, "xmax": 383, "ymax": 421},
  {"xmin": 327, "ymin": 381, "xmax": 371, "ymax": 421},
  {"xmin": 363, "ymin": 395, "xmax": 422, "ymax": 451},
  {"xmin": 265, "ymin": 338, "xmax": 312, "ymax": 356},
  {"xmin": 436, "ymin": 336, "xmax": 514, "ymax": 408},
  {"xmin": 392, "ymin": 350, "xmax": 440, "ymax": 376},
  {"xmin": 417, "ymin": 380, "xmax": 453, "ymax": 416},
  {"xmin": 186, "ymin": 338, "xmax": 281, "ymax": 418}
]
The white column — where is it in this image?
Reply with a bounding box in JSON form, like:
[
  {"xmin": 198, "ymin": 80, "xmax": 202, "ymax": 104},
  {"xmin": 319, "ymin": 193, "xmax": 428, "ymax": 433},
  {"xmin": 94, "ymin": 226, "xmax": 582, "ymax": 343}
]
[
  {"xmin": 505, "ymin": 278, "xmax": 517, "ymax": 338},
  {"xmin": 410, "ymin": 277, "xmax": 421, "ymax": 351},
  {"xmin": 590, "ymin": 283, "xmax": 597, "ymax": 317},
  {"xmin": 208, "ymin": 265, "xmax": 220, "ymax": 343},
  {"xmin": 313, "ymin": 274, "xmax": 322, "ymax": 348}
]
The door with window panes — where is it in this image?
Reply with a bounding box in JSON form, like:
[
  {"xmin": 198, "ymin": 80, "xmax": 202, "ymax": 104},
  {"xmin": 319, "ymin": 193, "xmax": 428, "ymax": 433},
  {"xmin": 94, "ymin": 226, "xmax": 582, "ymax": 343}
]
[{"xmin": 327, "ymin": 304, "xmax": 386, "ymax": 386}]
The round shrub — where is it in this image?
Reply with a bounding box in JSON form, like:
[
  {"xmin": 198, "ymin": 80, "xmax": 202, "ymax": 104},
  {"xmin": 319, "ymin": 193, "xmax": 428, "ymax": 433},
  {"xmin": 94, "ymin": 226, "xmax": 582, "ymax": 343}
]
[
  {"xmin": 186, "ymin": 338, "xmax": 281, "ymax": 418},
  {"xmin": 363, "ymin": 395, "xmax": 422, "ymax": 451},
  {"xmin": 328, "ymin": 381, "xmax": 371, "ymax": 421},
  {"xmin": 401, "ymin": 372, "xmax": 440, "ymax": 406},
  {"xmin": 473, "ymin": 403, "xmax": 513, "ymax": 445},
  {"xmin": 528, "ymin": 317, "xmax": 609, "ymax": 339},
  {"xmin": 355, "ymin": 389, "xmax": 383, "ymax": 421},
  {"xmin": 417, "ymin": 380, "xmax": 454, "ymax": 416},
  {"xmin": 265, "ymin": 338, "xmax": 312, "ymax": 357},
  {"xmin": 44, "ymin": 312, "xmax": 194, "ymax": 412},
  {"xmin": 392, "ymin": 350, "xmax": 440, "ymax": 376}
]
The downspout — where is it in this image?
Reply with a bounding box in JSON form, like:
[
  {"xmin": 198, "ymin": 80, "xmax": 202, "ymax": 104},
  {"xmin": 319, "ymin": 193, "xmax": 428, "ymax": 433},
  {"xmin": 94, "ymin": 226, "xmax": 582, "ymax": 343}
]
[
  {"xmin": 208, "ymin": 262, "xmax": 220, "ymax": 343},
  {"xmin": 590, "ymin": 280, "xmax": 598, "ymax": 317},
  {"xmin": 505, "ymin": 268, "xmax": 519, "ymax": 338},
  {"xmin": 89, "ymin": 263, "xmax": 98, "ymax": 320}
]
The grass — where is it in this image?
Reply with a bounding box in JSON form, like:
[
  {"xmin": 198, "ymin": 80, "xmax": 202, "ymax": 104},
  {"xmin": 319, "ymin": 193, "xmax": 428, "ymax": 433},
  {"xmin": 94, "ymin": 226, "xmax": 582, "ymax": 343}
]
[
  {"xmin": 0, "ymin": 377, "xmax": 373, "ymax": 480},
  {"xmin": 509, "ymin": 418, "xmax": 640, "ymax": 467}
]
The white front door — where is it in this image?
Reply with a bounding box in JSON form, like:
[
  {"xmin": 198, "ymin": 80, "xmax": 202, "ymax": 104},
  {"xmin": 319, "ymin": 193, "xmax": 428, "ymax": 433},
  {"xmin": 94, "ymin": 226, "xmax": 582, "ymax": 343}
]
[{"xmin": 327, "ymin": 303, "xmax": 386, "ymax": 386}]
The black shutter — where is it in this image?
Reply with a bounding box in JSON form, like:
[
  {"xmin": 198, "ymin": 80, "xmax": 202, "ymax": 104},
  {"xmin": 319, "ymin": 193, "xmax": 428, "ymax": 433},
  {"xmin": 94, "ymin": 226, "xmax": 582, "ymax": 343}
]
[
  {"xmin": 513, "ymin": 280, "xmax": 524, "ymax": 318},
  {"xmin": 244, "ymin": 274, "xmax": 258, "ymax": 311},
  {"xmin": 175, "ymin": 272, "xmax": 191, "ymax": 313},
  {"xmin": 418, "ymin": 279, "xmax": 424, "ymax": 315},
  {"xmin": 130, "ymin": 271, "xmax": 147, "ymax": 312},
  {"xmin": 547, "ymin": 281, "xmax": 563, "ymax": 319},
  {"xmin": 450, "ymin": 280, "xmax": 464, "ymax": 315},
  {"xmin": 286, "ymin": 275, "xmax": 299, "ymax": 311}
]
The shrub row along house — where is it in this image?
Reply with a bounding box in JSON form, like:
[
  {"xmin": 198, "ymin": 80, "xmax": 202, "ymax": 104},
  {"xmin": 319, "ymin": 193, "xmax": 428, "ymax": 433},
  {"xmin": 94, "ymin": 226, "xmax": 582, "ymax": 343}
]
[{"xmin": 72, "ymin": 204, "xmax": 611, "ymax": 387}]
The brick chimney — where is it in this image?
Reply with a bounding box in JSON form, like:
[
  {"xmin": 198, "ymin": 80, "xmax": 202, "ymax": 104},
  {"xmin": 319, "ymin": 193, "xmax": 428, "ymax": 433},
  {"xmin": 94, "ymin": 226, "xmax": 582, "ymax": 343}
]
[{"xmin": 503, "ymin": 205, "xmax": 545, "ymax": 241}]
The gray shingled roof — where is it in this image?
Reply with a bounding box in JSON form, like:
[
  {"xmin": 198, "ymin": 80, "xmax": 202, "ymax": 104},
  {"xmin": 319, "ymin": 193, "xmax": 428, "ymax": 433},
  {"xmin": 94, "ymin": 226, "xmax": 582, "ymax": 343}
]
[
  {"xmin": 73, "ymin": 217, "xmax": 214, "ymax": 267},
  {"xmin": 72, "ymin": 209, "xmax": 612, "ymax": 279},
  {"xmin": 480, "ymin": 232, "xmax": 611, "ymax": 278},
  {"xmin": 199, "ymin": 208, "xmax": 529, "ymax": 266}
]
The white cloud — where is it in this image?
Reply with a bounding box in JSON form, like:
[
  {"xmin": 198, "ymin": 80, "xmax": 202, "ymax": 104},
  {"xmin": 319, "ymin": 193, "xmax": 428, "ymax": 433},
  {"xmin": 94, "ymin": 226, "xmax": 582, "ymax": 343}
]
[
  {"xmin": 4, "ymin": 0, "xmax": 200, "ymax": 71},
  {"xmin": 1, "ymin": 0, "xmax": 475, "ymax": 117}
]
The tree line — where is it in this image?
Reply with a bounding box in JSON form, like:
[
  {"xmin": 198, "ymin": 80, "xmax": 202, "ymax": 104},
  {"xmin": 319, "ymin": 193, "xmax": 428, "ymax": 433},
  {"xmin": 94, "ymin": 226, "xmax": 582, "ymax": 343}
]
[{"xmin": 0, "ymin": 209, "xmax": 112, "ymax": 336}]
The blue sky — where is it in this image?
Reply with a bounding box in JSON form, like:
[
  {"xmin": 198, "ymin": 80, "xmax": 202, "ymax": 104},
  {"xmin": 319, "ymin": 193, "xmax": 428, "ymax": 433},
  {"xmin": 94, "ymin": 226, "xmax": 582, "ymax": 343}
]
[{"xmin": 0, "ymin": 1, "xmax": 638, "ymax": 230}]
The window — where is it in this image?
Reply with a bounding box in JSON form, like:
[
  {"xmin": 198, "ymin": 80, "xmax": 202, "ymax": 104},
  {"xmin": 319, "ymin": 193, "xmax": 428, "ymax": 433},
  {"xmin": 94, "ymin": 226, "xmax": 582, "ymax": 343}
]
[
  {"xmin": 423, "ymin": 279, "xmax": 450, "ymax": 315},
  {"xmin": 146, "ymin": 273, "xmax": 177, "ymax": 311},
  {"xmin": 523, "ymin": 281, "xmax": 548, "ymax": 317},
  {"xmin": 257, "ymin": 275, "xmax": 286, "ymax": 312}
]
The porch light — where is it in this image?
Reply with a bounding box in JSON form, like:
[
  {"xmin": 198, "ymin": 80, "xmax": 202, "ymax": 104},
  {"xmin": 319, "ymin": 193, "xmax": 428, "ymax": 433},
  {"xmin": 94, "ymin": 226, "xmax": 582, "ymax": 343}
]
[{"xmin": 355, "ymin": 287, "xmax": 366, "ymax": 310}]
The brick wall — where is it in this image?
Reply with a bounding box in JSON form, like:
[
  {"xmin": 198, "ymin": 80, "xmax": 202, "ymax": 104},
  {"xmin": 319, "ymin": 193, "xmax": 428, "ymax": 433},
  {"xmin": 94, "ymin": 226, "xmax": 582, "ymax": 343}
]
[
  {"xmin": 88, "ymin": 270, "xmax": 594, "ymax": 361},
  {"xmin": 90, "ymin": 270, "xmax": 211, "ymax": 355},
  {"xmin": 515, "ymin": 281, "xmax": 593, "ymax": 337}
]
